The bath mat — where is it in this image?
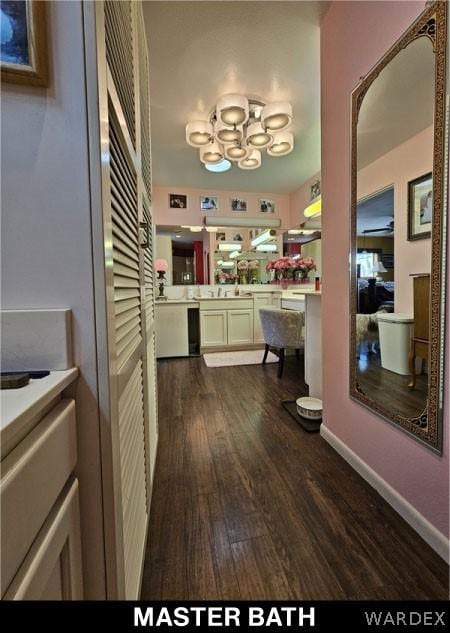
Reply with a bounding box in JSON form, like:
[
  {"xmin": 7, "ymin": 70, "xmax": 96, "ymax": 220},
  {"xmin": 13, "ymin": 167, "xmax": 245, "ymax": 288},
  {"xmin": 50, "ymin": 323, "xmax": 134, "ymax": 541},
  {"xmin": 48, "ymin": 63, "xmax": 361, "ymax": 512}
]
[{"xmin": 203, "ymin": 349, "xmax": 278, "ymax": 368}]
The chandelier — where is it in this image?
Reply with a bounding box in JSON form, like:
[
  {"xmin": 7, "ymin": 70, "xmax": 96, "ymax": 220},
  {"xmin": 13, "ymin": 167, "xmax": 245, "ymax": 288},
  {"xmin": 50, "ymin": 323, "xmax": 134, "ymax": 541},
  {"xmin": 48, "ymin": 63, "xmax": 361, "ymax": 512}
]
[{"xmin": 185, "ymin": 94, "xmax": 294, "ymax": 172}]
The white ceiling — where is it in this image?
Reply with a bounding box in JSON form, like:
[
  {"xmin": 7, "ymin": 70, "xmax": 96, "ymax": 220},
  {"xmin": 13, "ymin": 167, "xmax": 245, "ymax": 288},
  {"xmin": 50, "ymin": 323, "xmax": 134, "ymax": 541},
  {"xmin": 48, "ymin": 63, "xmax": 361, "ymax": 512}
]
[
  {"xmin": 143, "ymin": 1, "xmax": 328, "ymax": 194},
  {"xmin": 357, "ymin": 35, "xmax": 434, "ymax": 169}
]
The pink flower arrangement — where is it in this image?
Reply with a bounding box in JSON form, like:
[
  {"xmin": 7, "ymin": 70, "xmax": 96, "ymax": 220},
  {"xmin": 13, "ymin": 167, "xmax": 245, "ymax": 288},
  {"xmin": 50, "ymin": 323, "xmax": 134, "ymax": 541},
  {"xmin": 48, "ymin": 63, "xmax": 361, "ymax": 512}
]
[
  {"xmin": 237, "ymin": 260, "xmax": 249, "ymax": 271},
  {"xmin": 216, "ymin": 271, "xmax": 236, "ymax": 283},
  {"xmin": 266, "ymin": 256, "xmax": 316, "ymax": 280}
]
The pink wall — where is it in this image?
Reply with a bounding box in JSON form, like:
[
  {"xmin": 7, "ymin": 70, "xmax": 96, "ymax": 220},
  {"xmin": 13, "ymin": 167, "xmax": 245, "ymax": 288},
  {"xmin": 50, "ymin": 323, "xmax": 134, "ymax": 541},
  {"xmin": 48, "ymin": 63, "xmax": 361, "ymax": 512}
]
[
  {"xmin": 289, "ymin": 171, "xmax": 321, "ymax": 227},
  {"xmin": 321, "ymin": 1, "xmax": 448, "ymax": 537},
  {"xmin": 153, "ymin": 185, "xmax": 291, "ymax": 228},
  {"xmin": 358, "ymin": 126, "xmax": 433, "ymax": 313}
]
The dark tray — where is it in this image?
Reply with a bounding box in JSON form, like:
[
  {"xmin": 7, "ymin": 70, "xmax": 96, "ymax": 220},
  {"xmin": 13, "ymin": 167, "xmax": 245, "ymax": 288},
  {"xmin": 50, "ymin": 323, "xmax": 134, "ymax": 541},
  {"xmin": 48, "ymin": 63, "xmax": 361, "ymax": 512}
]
[{"xmin": 281, "ymin": 400, "xmax": 322, "ymax": 433}]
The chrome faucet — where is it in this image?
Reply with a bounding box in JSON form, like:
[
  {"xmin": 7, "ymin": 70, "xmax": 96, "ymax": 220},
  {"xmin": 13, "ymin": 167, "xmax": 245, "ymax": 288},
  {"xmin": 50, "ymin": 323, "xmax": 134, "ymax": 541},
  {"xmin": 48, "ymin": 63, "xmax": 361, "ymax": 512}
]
[{"xmin": 217, "ymin": 287, "xmax": 222, "ymax": 297}]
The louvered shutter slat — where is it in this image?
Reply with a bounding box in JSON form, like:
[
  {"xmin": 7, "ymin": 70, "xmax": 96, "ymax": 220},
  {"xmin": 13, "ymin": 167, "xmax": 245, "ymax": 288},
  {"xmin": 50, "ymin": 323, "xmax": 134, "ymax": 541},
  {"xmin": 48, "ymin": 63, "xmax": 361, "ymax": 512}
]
[
  {"xmin": 117, "ymin": 361, "xmax": 147, "ymax": 598},
  {"xmin": 105, "ymin": 1, "xmax": 136, "ymax": 147}
]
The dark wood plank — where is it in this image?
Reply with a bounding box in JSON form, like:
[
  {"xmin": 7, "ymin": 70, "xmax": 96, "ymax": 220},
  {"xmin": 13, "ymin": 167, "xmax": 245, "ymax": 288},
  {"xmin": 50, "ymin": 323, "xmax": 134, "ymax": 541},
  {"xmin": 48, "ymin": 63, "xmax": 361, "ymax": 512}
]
[
  {"xmin": 231, "ymin": 535, "xmax": 294, "ymax": 600},
  {"xmin": 141, "ymin": 355, "xmax": 449, "ymax": 600}
]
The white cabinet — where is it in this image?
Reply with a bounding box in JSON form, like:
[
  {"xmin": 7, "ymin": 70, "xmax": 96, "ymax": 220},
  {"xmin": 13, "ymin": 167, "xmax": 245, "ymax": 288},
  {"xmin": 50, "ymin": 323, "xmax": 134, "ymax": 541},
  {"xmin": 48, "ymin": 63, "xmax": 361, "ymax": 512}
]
[
  {"xmin": 200, "ymin": 310, "xmax": 228, "ymax": 346},
  {"xmin": 1, "ymin": 399, "xmax": 77, "ymax": 594},
  {"xmin": 156, "ymin": 303, "xmax": 190, "ymax": 357},
  {"xmin": 4, "ymin": 479, "xmax": 83, "ymax": 600},
  {"xmin": 199, "ymin": 295, "xmax": 281, "ymax": 349},
  {"xmin": 1, "ymin": 390, "xmax": 83, "ymax": 600},
  {"xmin": 272, "ymin": 294, "xmax": 282, "ymax": 309},
  {"xmin": 304, "ymin": 294, "xmax": 322, "ymax": 398},
  {"xmin": 228, "ymin": 309, "xmax": 253, "ymax": 345},
  {"xmin": 281, "ymin": 297, "xmax": 305, "ymax": 311}
]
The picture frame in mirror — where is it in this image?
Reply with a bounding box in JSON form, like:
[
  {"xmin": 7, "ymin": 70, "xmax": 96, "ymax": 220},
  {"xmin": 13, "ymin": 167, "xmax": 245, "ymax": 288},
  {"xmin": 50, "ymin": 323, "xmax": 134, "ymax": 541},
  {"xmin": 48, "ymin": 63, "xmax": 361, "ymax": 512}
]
[{"xmin": 407, "ymin": 172, "xmax": 432, "ymax": 241}]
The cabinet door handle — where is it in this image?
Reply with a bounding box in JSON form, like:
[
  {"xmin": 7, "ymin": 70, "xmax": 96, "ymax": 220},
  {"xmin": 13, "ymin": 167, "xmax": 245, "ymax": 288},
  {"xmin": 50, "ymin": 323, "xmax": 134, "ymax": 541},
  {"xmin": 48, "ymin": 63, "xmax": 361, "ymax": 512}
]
[{"xmin": 139, "ymin": 221, "xmax": 150, "ymax": 249}]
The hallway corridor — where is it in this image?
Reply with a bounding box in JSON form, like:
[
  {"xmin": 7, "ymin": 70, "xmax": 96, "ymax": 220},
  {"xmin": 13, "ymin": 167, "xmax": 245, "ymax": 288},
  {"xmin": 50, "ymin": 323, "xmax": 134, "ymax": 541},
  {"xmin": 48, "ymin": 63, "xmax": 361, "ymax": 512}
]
[{"xmin": 141, "ymin": 356, "xmax": 448, "ymax": 600}]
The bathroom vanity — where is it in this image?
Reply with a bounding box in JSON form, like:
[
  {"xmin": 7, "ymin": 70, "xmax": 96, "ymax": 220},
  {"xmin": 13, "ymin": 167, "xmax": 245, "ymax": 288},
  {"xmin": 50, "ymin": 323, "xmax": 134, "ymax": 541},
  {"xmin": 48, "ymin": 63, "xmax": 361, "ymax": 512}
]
[
  {"xmin": 155, "ymin": 290, "xmax": 282, "ymax": 356},
  {"xmin": 155, "ymin": 300, "xmax": 200, "ymax": 358}
]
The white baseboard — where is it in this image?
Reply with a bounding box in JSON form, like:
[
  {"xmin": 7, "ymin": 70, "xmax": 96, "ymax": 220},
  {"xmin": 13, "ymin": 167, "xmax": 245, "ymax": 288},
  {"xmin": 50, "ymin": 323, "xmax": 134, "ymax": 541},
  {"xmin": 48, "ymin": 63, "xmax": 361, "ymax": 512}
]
[{"xmin": 320, "ymin": 424, "xmax": 449, "ymax": 563}]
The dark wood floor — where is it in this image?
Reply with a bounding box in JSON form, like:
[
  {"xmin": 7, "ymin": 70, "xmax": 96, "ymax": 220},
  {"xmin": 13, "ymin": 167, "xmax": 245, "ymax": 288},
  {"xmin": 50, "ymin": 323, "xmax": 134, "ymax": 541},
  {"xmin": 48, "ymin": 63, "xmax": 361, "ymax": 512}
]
[
  {"xmin": 141, "ymin": 354, "xmax": 448, "ymax": 600},
  {"xmin": 357, "ymin": 351, "xmax": 427, "ymax": 418}
]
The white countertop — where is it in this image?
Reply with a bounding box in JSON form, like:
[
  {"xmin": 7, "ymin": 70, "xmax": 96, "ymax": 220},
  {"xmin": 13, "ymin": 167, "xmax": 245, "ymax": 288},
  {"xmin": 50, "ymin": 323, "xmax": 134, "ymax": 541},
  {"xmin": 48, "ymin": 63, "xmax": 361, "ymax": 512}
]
[
  {"xmin": 1, "ymin": 368, "xmax": 78, "ymax": 457},
  {"xmin": 247, "ymin": 288, "xmax": 282, "ymax": 293},
  {"xmin": 156, "ymin": 299, "xmax": 200, "ymax": 305},
  {"xmin": 282, "ymin": 290, "xmax": 321, "ymax": 300},
  {"xmin": 197, "ymin": 295, "xmax": 253, "ymax": 301}
]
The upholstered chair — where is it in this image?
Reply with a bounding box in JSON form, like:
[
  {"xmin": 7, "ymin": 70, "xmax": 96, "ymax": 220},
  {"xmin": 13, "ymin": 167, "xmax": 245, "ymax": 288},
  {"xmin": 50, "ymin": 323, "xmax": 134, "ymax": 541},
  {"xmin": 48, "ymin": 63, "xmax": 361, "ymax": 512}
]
[{"xmin": 259, "ymin": 307, "xmax": 305, "ymax": 378}]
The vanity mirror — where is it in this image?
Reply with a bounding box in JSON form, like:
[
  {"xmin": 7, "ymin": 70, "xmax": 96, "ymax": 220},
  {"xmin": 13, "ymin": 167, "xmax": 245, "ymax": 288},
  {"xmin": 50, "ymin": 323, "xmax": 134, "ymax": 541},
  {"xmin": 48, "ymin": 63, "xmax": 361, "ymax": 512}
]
[
  {"xmin": 156, "ymin": 224, "xmax": 322, "ymax": 286},
  {"xmin": 155, "ymin": 224, "xmax": 285, "ymax": 285},
  {"xmin": 350, "ymin": 2, "xmax": 447, "ymax": 452}
]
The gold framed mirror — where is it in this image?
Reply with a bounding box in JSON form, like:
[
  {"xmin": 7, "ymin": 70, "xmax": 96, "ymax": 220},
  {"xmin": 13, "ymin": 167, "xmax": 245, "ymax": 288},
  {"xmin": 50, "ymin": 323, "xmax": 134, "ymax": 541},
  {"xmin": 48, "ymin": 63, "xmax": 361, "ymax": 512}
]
[{"xmin": 350, "ymin": 2, "xmax": 447, "ymax": 453}]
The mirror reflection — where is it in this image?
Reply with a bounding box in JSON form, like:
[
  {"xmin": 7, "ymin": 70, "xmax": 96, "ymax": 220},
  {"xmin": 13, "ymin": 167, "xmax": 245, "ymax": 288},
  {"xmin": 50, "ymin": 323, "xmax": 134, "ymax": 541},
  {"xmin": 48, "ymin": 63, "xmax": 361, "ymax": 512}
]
[
  {"xmin": 155, "ymin": 224, "xmax": 321, "ymax": 286},
  {"xmin": 354, "ymin": 35, "xmax": 434, "ymax": 421}
]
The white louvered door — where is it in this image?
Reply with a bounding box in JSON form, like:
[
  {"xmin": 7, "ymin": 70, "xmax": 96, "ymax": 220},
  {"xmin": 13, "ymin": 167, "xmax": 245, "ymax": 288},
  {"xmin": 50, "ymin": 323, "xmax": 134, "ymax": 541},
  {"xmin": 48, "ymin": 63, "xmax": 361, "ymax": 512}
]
[
  {"xmin": 93, "ymin": 0, "xmax": 157, "ymax": 599},
  {"xmin": 138, "ymin": 10, "xmax": 158, "ymax": 483}
]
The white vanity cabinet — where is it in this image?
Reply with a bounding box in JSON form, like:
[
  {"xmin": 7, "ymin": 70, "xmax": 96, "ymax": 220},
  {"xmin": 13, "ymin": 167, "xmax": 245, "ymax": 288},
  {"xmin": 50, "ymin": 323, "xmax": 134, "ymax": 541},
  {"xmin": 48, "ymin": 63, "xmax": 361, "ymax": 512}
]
[
  {"xmin": 156, "ymin": 302, "xmax": 197, "ymax": 357},
  {"xmin": 1, "ymin": 370, "xmax": 82, "ymax": 599},
  {"xmin": 4, "ymin": 479, "xmax": 82, "ymax": 600},
  {"xmin": 200, "ymin": 310, "xmax": 228, "ymax": 347},
  {"xmin": 272, "ymin": 294, "xmax": 282, "ymax": 309},
  {"xmin": 199, "ymin": 295, "xmax": 283, "ymax": 349},
  {"xmin": 200, "ymin": 299, "xmax": 254, "ymax": 349},
  {"xmin": 227, "ymin": 309, "xmax": 254, "ymax": 345}
]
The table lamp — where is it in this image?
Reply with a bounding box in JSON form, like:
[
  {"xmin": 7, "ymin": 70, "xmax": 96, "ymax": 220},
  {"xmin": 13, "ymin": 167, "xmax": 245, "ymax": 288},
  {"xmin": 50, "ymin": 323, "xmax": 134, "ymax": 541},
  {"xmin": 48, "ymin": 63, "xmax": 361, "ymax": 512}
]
[
  {"xmin": 372, "ymin": 261, "xmax": 387, "ymax": 281},
  {"xmin": 155, "ymin": 258, "xmax": 169, "ymax": 300}
]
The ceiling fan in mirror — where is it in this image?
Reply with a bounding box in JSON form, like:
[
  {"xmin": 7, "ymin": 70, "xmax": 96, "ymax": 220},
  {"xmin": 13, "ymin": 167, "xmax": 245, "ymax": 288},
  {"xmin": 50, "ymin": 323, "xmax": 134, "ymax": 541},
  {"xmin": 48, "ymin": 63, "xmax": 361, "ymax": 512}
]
[{"xmin": 362, "ymin": 219, "xmax": 394, "ymax": 234}]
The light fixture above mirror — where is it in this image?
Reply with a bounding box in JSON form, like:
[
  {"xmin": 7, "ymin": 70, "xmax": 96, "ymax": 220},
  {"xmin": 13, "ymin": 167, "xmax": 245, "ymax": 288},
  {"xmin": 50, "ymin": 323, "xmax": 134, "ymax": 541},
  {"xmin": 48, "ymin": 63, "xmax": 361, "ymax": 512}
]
[{"xmin": 185, "ymin": 94, "xmax": 294, "ymax": 172}]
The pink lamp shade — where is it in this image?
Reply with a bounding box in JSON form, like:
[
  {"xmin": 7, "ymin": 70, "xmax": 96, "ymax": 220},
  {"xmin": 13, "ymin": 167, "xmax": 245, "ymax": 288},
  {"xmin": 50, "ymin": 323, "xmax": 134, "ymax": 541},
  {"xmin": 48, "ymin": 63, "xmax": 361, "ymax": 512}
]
[{"xmin": 154, "ymin": 258, "xmax": 169, "ymax": 273}]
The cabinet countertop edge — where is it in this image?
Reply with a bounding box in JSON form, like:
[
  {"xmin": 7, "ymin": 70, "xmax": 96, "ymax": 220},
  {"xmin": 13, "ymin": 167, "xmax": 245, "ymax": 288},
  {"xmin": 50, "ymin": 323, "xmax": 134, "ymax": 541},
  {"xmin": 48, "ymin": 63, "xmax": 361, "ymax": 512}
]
[{"xmin": 1, "ymin": 368, "xmax": 79, "ymax": 453}]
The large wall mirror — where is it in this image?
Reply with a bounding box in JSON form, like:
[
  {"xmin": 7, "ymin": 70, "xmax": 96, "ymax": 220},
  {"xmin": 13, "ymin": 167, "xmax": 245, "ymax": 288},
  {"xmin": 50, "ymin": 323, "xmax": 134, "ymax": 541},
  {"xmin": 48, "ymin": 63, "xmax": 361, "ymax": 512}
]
[{"xmin": 350, "ymin": 2, "xmax": 447, "ymax": 452}]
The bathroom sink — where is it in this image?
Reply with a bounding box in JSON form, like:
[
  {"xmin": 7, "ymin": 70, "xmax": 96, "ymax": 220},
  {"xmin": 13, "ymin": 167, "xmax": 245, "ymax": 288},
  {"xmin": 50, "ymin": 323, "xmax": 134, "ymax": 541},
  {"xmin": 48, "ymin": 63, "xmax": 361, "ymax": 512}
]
[{"xmin": 197, "ymin": 295, "xmax": 250, "ymax": 300}]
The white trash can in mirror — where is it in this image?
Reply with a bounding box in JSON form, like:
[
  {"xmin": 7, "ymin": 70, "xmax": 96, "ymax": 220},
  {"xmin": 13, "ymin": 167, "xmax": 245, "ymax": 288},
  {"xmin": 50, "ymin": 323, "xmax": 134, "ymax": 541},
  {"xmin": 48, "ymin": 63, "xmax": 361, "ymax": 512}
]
[{"xmin": 377, "ymin": 313, "xmax": 413, "ymax": 375}]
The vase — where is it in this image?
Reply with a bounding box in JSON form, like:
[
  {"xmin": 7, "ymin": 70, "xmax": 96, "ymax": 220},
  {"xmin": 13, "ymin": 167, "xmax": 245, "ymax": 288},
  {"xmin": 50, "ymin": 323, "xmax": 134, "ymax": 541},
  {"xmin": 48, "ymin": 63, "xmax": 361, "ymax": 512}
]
[{"xmin": 280, "ymin": 278, "xmax": 290, "ymax": 290}]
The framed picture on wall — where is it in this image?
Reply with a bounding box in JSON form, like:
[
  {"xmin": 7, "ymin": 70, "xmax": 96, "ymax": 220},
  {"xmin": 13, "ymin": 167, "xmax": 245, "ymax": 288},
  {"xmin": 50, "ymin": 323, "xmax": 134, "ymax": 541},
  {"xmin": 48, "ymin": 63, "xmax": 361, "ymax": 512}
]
[
  {"xmin": 0, "ymin": 1, "xmax": 48, "ymax": 87},
  {"xmin": 200, "ymin": 195, "xmax": 218, "ymax": 211},
  {"xmin": 310, "ymin": 179, "xmax": 321, "ymax": 200},
  {"xmin": 407, "ymin": 172, "xmax": 432, "ymax": 241},
  {"xmin": 230, "ymin": 198, "xmax": 247, "ymax": 212},
  {"xmin": 169, "ymin": 193, "xmax": 187, "ymax": 208},
  {"xmin": 259, "ymin": 199, "xmax": 275, "ymax": 214}
]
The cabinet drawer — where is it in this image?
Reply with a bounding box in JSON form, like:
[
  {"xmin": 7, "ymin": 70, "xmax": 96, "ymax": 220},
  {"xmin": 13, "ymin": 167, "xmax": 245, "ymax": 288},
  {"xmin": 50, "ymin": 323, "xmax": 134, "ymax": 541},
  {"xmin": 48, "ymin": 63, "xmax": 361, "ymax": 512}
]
[
  {"xmin": 4, "ymin": 478, "xmax": 83, "ymax": 600},
  {"xmin": 281, "ymin": 299, "xmax": 305, "ymax": 311},
  {"xmin": 272, "ymin": 296, "xmax": 281, "ymax": 309},
  {"xmin": 200, "ymin": 299, "xmax": 253, "ymax": 310},
  {"xmin": 1, "ymin": 399, "xmax": 77, "ymax": 595}
]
